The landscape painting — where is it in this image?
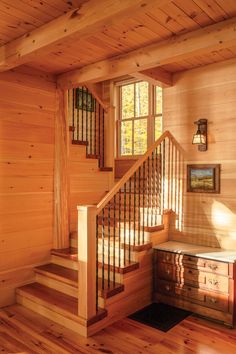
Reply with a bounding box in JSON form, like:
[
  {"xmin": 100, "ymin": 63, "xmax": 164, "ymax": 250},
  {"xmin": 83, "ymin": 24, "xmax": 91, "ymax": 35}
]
[{"xmin": 187, "ymin": 164, "xmax": 220, "ymax": 193}]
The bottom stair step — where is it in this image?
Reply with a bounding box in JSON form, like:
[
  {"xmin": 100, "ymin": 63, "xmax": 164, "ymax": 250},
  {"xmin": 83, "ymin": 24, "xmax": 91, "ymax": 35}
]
[{"xmin": 16, "ymin": 283, "xmax": 107, "ymax": 331}]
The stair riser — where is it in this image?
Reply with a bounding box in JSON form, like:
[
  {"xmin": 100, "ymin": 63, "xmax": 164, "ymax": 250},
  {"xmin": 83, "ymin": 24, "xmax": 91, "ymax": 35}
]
[
  {"xmin": 98, "ymin": 268, "xmax": 122, "ymax": 283},
  {"xmin": 35, "ymin": 273, "xmax": 78, "ymax": 298},
  {"xmin": 51, "ymin": 255, "xmax": 78, "ymax": 270},
  {"xmin": 16, "ymin": 294, "xmax": 87, "ymax": 336},
  {"xmin": 98, "ymin": 227, "xmax": 151, "ymax": 243},
  {"xmin": 98, "ymin": 244, "xmax": 136, "ymax": 262}
]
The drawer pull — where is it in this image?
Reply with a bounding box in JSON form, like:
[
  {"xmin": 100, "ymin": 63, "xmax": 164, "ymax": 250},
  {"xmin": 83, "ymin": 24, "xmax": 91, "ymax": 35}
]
[
  {"xmin": 208, "ymin": 278, "xmax": 219, "ymax": 286},
  {"xmin": 188, "ymin": 270, "xmax": 193, "ymax": 274},
  {"xmin": 208, "ymin": 264, "xmax": 218, "ymax": 271},
  {"xmin": 165, "ymin": 269, "xmax": 171, "ymax": 275},
  {"xmin": 209, "ymin": 298, "xmax": 218, "ymax": 304},
  {"xmin": 188, "ymin": 287, "xmax": 192, "ymax": 291},
  {"xmin": 165, "ymin": 285, "xmax": 171, "ymax": 291}
]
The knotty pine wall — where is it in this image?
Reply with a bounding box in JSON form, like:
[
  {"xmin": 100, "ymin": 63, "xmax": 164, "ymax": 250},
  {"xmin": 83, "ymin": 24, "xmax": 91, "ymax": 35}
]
[
  {"xmin": 163, "ymin": 58, "xmax": 236, "ymax": 250},
  {"xmin": 0, "ymin": 66, "xmax": 56, "ymax": 307}
]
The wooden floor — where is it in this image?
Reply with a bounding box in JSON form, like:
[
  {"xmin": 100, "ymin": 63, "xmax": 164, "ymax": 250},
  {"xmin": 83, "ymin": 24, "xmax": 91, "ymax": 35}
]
[{"xmin": 0, "ymin": 305, "xmax": 236, "ymax": 354}]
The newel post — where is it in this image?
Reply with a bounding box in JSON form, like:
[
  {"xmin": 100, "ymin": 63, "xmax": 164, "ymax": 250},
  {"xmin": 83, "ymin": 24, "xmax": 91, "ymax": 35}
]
[{"xmin": 77, "ymin": 205, "xmax": 97, "ymax": 320}]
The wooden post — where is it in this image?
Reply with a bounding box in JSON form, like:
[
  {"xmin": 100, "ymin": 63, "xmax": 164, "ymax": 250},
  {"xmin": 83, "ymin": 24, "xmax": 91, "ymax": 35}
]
[
  {"xmin": 53, "ymin": 88, "xmax": 70, "ymax": 249},
  {"xmin": 104, "ymin": 106, "xmax": 115, "ymax": 189},
  {"xmin": 77, "ymin": 205, "xmax": 97, "ymax": 320}
]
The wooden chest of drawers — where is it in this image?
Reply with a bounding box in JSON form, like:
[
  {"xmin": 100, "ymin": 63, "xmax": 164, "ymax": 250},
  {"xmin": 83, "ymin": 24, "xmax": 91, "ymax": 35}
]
[{"xmin": 154, "ymin": 246, "xmax": 236, "ymax": 327}]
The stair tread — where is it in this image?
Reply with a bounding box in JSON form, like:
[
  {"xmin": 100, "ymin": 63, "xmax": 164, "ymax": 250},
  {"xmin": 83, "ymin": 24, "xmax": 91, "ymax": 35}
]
[
  {"xmin": 17, "ymin": 282, "xmax": 107, "ymax": 325},
  {"xmin": 51, "ymin": 248, "xmax": 139, "ymax": 273},
  {"xmin": 35, "ymin": 263, "xmax": 124, "ymax": 298},
  {"xmin": 35, "ymin": 263, "xmax": 77, "ymax": 284},
  {"xmin": 51, "ymin": 248, "xmax": 78, "ymax": 260},
  {"xmin": 17, "ymin": 282, "xmax": 78, "ymax": 316}
]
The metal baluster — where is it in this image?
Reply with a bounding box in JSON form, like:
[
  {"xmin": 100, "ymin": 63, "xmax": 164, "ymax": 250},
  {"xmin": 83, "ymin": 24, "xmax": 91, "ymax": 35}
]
[
  {"xmin": 90, "ymin": 96, "xmax": 92, "ymax": 155},
  {"xmin": 95, "ymin": 100, "xmax": 97, "ymax": 160},
  {"xmin": 82, "ymin": 87, "xmax": 84, "ymax": 141},
  {"xmin": 98, "ymin": 104, "xmax": 101, "ymax": 163}
]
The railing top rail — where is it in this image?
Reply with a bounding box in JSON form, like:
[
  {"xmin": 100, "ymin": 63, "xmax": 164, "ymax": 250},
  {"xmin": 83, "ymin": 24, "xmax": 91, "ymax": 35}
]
[{"xmin": 96, "ymin": 130, "xmax": 184, "ymax": 214}]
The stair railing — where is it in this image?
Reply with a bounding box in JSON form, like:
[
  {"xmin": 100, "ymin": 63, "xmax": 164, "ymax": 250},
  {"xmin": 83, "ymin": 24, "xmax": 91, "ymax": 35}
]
[
  {"xmin": 68, "ymin": 87, "xmax": 105, "ymax": 168},
  {"xmin": 77, "ymin": 131, "xmax": 184, "ymax": 321}
]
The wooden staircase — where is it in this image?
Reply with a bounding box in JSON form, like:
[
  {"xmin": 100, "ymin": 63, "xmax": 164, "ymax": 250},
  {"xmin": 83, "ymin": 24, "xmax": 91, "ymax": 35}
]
[{"xmin": 16, "ymin": 130, "xmax": 184, "ymax": 337}]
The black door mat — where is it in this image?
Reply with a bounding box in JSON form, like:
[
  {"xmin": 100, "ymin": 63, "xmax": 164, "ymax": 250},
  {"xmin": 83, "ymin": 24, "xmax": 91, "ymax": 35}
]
[{"xmin": 128, "ymin": 303, "xmax": 192, "ymax": 332}]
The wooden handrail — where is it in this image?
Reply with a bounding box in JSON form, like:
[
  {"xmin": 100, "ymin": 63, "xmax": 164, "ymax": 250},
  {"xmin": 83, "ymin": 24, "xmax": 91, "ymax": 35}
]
[{"xmin": 96, "ymin": 130, "xmax": 184, "ymax": 214}]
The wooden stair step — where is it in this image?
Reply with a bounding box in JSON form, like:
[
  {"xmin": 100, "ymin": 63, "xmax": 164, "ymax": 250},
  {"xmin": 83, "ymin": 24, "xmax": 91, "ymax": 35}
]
[
  {"xmin": 16, "ymin": 283, "xmax": 107, "ymax": 328},
  {"xmin": 51, "ymin": 248, "xmax": 78, "ymax": 260},
  {"xmin": 98, "ymin": 261, "xmax": 139, "ymax": 274},
  {"xmin": 87, "ymin": 154, "xmax": 100, "ymax": 159},
  {"xmin": 98, "ymin": 278, "xmax": 124, "ymax": 299},
  {"xmin": 99, "ymin": 167, "xmax": 113, "ymax": 172},
  {"xmin": 72, "ymin": 140, "xmax": 88, "ymax": 146},
  {"xmin": 35, "ymin": 263, "xmax": 124, "ymax": 299},
  {"xmin": 17, "ymin": 282, "xmax": 79, "ymax": 318},
  {"xmin": 51, "ymin": 248, "xmax": 139, "ymax": 274},
  {"xmin": 35, "ymin": 263, "xmax": 77, "ymax": 287}
]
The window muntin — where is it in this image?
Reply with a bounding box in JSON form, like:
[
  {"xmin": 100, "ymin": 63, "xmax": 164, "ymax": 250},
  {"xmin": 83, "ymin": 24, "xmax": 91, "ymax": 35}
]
[{"xmin": 119, "ymin": 81, "xmax": 162, "ymax": 156}]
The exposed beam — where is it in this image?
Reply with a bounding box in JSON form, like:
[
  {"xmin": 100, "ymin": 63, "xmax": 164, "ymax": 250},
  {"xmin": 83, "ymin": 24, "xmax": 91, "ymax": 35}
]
[
  {"xmin": 132, "ymin": 67, "xmax": 173, "ymax": 87},
  {"xmin": 0, "ymin": 0, "xmax": 171, "ymax": 72},
  {"xmin": 57, "ymin": 17, "xmax": 236, "ymax": 88}
]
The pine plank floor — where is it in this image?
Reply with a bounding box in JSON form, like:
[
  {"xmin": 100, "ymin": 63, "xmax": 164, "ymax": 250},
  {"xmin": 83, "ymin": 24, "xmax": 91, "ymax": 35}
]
[{"xmin": 0, "ymin": 304, "xmax": 236, "ymax": 353}]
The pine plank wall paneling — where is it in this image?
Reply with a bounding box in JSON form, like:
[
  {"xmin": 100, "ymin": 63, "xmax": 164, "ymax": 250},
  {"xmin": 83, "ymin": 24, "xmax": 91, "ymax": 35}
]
[
  {"xmin": 163, "ymin": 58, "xmax": 236, "ymax": 250},
  {"xmin": 0, "ymin": 66, "xmax": 56, "ymax": 307}
]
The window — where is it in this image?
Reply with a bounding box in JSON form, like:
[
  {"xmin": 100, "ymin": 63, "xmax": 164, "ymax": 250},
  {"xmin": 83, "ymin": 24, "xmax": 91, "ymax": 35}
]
[{"xmin": 118, "ymin": 81, "xmax": 162, "ymax": 156}]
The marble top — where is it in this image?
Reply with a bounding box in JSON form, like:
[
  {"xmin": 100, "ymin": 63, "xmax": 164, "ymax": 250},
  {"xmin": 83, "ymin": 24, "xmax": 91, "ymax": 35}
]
[{"xmin": 154, "ymin": 241, "xmax": 236, "ymax": 263}]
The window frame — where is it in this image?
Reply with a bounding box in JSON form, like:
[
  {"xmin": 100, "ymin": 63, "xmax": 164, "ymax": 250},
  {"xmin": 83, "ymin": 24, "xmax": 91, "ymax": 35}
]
[{"xmin": 116, "ymin": 80, "xmax": 162, "ymax": 158}]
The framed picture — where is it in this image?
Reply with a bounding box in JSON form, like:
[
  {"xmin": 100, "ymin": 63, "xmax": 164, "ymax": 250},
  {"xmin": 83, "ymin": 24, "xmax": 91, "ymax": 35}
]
[
  {"xmin": 187, "ymin": 164, "xmax": 220, "ymax": 193},
  {"xmin": 75, "ymin": 88, "xmax": 94, "ymax": 112}
]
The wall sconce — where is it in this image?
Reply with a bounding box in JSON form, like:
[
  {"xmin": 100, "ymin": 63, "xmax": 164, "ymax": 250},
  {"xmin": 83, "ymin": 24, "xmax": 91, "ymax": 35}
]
[{"xmin": 192, "ymin": 119, "xmax": 207, "ymax": 151}]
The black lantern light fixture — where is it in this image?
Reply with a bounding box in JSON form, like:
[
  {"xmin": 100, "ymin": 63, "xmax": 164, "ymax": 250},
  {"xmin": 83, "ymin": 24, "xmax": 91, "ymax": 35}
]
[{"xmin": 192, "ymin": 119, "xmax": 207, "ymax": 151}]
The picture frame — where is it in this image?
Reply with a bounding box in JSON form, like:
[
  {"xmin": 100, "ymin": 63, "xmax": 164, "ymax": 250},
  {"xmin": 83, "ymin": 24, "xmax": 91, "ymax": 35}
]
[
  {"xmin": 187, "ymin": 164, "xmax": 220, "ymax": 193},
  {"xmin": 75, "ymin": 88, "xmax": 94, "ymax": 112}
]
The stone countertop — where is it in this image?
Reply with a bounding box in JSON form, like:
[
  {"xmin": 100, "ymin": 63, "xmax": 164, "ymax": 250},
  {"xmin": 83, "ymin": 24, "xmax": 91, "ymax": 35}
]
[{"xmin": 153, "ymin": 241, "xmax": 236, "ymax": 263}]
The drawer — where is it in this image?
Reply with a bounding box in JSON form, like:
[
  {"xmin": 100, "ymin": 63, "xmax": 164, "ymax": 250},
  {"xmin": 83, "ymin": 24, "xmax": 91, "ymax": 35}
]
[
  {"xmin": 204, "ymin": 273, "xmax": 228, "ymax": 293},
  {"xmin": 157, "ymin": 263, "xmax": 176, "ymax": 281},
  {"xmin": 175, "ymin": 285, "xmax": 205, "ymax": 302},
  {"xmin": 205, "ymin": 293, "xmax": 229, "ymax": 312},
  {"xmin": 156, "ymin": 250, "xmax": 182, "ymax": 265},
  {"xmin": 157, "ymin": 279, "xmax": 175, "ymax": 296},
  {"xmin": 204, "ymin": 259, "xmax": 229, "ymax": 276}
]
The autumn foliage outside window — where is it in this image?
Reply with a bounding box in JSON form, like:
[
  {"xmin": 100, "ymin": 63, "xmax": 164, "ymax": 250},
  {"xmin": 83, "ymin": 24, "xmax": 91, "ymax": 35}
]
[{"xmin": 119, "ymin": 81, "xmax": 162, "ymax": 156}]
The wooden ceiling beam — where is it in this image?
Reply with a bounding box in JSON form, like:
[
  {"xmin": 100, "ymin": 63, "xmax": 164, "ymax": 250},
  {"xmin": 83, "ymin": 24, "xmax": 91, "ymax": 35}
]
[
  {"xmin": 0, "ymin": 0, "xmax": 171, "ymax": 72},
  {"xmin": 57, "ymin": 16, "xmax": 236, "ymax": 88},
  {"xmin": 131, "ymin": 67, "xmax": 173, "ymax": 87}
]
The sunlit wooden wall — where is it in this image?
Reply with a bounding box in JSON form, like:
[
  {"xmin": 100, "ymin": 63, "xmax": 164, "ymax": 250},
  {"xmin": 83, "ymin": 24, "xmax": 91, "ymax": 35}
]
[
  {"xmin": 0, "ymin": 66, "xmax": 56, "ymax": 306},
  {"xmin": 164, "ymin": 58, "xmax": 236, "ymax": 250}
]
